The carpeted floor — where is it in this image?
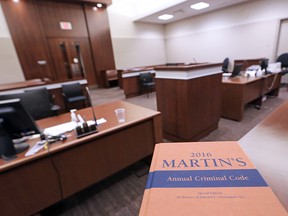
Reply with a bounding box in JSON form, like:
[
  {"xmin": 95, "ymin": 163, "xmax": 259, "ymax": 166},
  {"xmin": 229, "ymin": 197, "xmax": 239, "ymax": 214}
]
[{"xmin": 41, "ymin": 85, "xmax": 288, "ymax": 216}]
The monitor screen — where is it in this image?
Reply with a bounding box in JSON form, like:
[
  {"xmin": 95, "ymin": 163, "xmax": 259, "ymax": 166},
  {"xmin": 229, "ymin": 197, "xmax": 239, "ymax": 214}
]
[
  {"xmin": 230, "ymin": 63, "xmax": 244, "ymax": 78},
  {"xmin": 260, "ymin": 58, "xmax": 269, "ymax": 71},
  {"xmin": 0, "ymin": 98, "xmax": 41, "ymax": 160}
]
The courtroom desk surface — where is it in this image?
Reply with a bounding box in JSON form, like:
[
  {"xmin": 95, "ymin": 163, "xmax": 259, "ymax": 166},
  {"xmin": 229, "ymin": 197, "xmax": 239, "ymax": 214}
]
[
  {"xmin": 154, "ymin": 62, "xmax": 221, "ymax": 71},
  {"xmin": 122, "ymin": 67, "xmax": 154, "ymax": 74},
  {"xmin": 222, "ymin": 74, "xmax": 263, "ymax": 84},
  {"xmin": 0, "ymin": 100, "xmax": 161, "ymax": 171},
  {"xmin": 0, "ymin": 78, "xmax": 87, "ymax": 94},
  {"xmin": 240, "ymin": 101, "xmax": 288, "ymax": 211},
  {"xmin": 0, "ymin": 79, "xmax": 46, "ymax": 91},
  {"xmin": 221, "ymin": 73, "xmax": 281, "ymax": 89}
]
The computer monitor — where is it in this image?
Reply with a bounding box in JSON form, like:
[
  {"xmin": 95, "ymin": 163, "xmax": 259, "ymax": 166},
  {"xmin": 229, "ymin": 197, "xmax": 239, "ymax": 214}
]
[
  {"xmin": 230, "ymin": 63, "xmax": 244, "ymax": 78},
  {"xmin": 0, "ymin": 98, "xmax": 41, "ymax": 160},
  {"xmin": 260, "ymin": 58, "xmax": 269, "ymax": 74}
]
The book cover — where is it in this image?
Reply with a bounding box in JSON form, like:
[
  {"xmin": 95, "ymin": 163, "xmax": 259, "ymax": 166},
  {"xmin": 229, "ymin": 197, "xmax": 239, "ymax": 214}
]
[{"xmin": 139, "ymin": 141, "xmax": 287, "ymax": 216}]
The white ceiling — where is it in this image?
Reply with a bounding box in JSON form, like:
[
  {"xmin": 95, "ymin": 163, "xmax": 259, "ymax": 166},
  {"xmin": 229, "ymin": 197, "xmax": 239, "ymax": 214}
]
[{"xmin": 133, "ymin": 0, "xmax": 251, "ymax": 24}]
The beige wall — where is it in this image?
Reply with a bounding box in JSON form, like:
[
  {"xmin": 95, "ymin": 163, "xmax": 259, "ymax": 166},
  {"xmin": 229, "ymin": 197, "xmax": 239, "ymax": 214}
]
[
  {"xmin": 277, "ymin": 19, "xmax": 288, "ymax": 56},
  {"xmin": 164, "ymin": 0, "xmax": 288, "ymax": 66},
  {"xmin": 107, "ymin": 7, "xmax": 166, "ymax": 69},
  {"xmin": 0, "ymin": 4, "xmax": 24, "ymax": 84},
  {"xmin": 108, "ymin": 0, "xmax": 288, "ymax": 70},
  {"xmin": 1, "ymin": 1, "xmax": 288, "ymax": 84}
]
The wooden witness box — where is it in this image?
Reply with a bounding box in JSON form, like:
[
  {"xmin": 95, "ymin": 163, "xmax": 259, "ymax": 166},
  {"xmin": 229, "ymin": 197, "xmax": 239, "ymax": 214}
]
[
  {"xmin": 0, "ymin": 101, "xmax": 162, "ymax": 216},
  {"xmin": 154, "ymin": 63, "xmax": 222, "ymax": 141}
]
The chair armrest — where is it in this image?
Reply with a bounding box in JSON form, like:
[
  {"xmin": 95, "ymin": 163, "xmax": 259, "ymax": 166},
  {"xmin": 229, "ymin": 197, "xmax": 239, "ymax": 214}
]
[
  {"xmin": 62, "ymin": 92, "xmax": 67, "ymax": 98},
  {"xmin": 51, "ymin": 104, "xmax": 61, "ymax": 112}
]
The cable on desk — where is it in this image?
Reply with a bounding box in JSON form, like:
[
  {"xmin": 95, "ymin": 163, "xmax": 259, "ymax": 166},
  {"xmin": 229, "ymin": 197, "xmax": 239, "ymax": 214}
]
[
  {"xmin": 265, "ymin": 73, "xmax": 279, "ymax": 90},
  {"xmin": 45, "ymin": 143, "xmax": 64, "ymax": 200}
]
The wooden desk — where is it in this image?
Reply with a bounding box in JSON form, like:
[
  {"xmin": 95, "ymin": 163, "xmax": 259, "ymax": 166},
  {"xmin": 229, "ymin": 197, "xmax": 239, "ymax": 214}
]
[
  {"xmin": 0, "ymin": 79, "xmax": 88, "ymax": 114},
  {"xmin": 0, "ymin": 79, "xmax": 46, "ymax": 91},
  {"xmin": 239, "ymin": 101, "xmax": 288, "ymax": 212},
  {"xmin": 221, "ymin": 73, "xmax": 281, "ymax": 121},
  {"xmin": 121, "ymin": 67, "xmax": 155, "ymax": 98},
  {"xmin": 120, "ymin": 64, "xmax": 209, "ymax": 98},
  {"xmin": 0, "ymin": 101, "xmax": 162, "ymax": 216},
  {"xmin": 155, "ymin": 63, "xmax": 222, "ymax": 141}
]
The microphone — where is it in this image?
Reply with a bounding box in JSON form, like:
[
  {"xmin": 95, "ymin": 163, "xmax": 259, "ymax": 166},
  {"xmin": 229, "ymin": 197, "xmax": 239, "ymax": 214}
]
[
  {"xmin": 85, "ymin": 86, "xmax": 98, "ymax": 126},
  {"xmin": 75, "ymin": 87, "xmax": 98, "ymax": 138}
]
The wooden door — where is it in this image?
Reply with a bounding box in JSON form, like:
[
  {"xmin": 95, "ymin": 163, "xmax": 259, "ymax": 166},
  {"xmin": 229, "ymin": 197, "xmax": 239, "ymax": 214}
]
[
  {"xmin": 1, "ymin": 0, "xmax": 55, "ymax": 81},
  {"xmin": 48, "ymin": 38, "xmax": 97, "ymax": 86}
]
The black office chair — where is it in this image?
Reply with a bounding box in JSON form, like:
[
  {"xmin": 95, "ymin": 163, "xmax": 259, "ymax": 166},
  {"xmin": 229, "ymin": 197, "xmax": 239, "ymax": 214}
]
[
  {"xmin": 276, "ymin": 53, "xmax": 288, "ymax": 75},
  {"xmin": 277, "ymin": 53, "xmax": 288, "ymax": 90},
  {"xmin": 222, "ymin": 57, "xmax": 229, "ymax": 73},
  {"xmin": 0, "ymin": 88, "xmax": 60, "ymax": 120},
  {"xmin": 61, "ymin": 82, "xmax": 87, "ymax": 111},
  {"xmin": 24, "ymin": 88, "xmax": 60, "ymax": 120},
  {"xmin": 139, "ymin": 72, "xmax": 155, "ymax": 98}
]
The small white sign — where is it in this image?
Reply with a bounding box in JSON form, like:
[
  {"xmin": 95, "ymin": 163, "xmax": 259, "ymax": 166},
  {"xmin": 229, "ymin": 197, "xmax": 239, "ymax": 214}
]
[{"xmin": 60, "ymin": 22, "xmax": 72, "ymax": 30}]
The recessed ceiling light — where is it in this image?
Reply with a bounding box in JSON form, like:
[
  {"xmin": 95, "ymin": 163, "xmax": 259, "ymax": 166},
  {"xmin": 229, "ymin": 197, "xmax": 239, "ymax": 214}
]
[
  {"xmin": 190, "ymin": 2, "xmax": 210, "ymax": 10},
  {"xmin": 93, "ymin": 6, "xmax": 98, "ymax": 11},
  {"xmin": 158, "ymin": 14, "xmax": 174, "ymax": 21},
  {"xmin": 13, "ymin": 0, "xmax": 19, "ymax": 3},
  {"xmin": 97, "ymin": 3, "xmax": 103, "ymax": 8}
]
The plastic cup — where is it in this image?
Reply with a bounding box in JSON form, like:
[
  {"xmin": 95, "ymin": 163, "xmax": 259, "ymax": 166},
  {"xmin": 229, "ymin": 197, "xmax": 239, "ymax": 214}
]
[{"xmin": 115, "ymin": 108, "xmax": 125, "ymax": 123}]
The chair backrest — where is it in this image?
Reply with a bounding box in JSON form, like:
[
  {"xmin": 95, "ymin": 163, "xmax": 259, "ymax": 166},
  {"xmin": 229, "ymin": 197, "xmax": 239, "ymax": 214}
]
[
  {"xmin": 0, "ymin": 88, "xmax": 54, "ymax": 120},
  {"xmin": 230, "ymin": 63, "xmax": 244, "ymax": 78},
  {"xmin": 276, "ymin": 53, "xmax": 288, "ymax": 68},
  {"xmin": 222, "ymin": 57, "xmax": 229, "ymax": 73},
  {"xmin": 106, "ymin": 70, "xmax": 118, "ymax": 81},
  {"xmin": 62, "ymin": 82, "xmax": 84, "ymax": 98},
  {"xmin": 23, "ymin": 88, "xmax": 56, "ymax": 120},
  {"xmin": 139, "ymin": 72, "xmax": 154, "ymax": 84}
]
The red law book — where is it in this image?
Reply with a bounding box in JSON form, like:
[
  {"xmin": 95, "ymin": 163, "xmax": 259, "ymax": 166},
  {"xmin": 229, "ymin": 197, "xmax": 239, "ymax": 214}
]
[{"xmin": 139, "ymin": 141, "xmax": 287, "ymax": 216}]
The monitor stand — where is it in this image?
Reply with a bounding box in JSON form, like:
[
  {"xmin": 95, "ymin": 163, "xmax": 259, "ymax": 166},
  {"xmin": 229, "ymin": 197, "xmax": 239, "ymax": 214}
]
[
  {"xmin": 14, "ymin": 143, "xmax": 29, "ymax": 154},
  {"xmin": 1, "ymin": 141, "xmax": 29, "ymax": 161},
  {"xmin": 0, "ymin": 122, "xmax": 29, "ymax": 161}
]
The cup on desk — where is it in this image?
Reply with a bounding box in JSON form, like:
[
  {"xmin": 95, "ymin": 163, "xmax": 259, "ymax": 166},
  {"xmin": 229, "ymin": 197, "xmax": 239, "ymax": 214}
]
[{"xmin": 115, "ymin": 108, "xmax": 125, "ymax": 123}]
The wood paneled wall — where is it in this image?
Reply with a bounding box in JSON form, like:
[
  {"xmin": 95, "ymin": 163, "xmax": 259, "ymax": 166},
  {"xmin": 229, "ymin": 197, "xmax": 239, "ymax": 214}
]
[
  {"xmin": 1, "ymin": 0, "xmax": 115, "ymax": 88},
  {"xmin": 85, "ymin": 4, "xmax": 115, "ymax": 87},
  {"xmin": 1, "ymin": 0, "xmax": 54, "ymax": 80},
  {"xmin": 37, "ymin": 1, "xmax": 89, "ymax": 38}
]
